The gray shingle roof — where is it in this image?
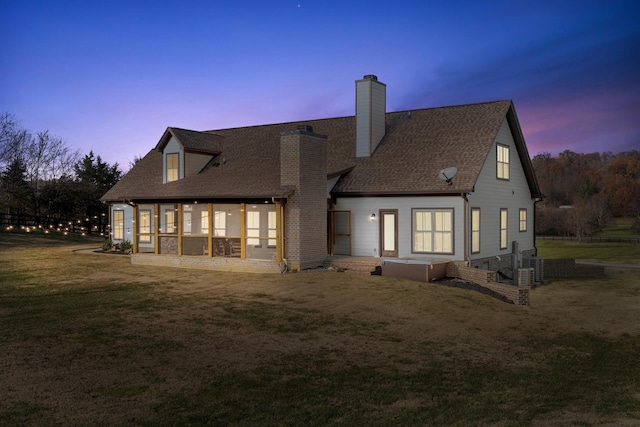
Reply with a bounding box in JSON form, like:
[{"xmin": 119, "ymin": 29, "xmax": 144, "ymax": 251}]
[{"xmin": 102, "ymin": 100, "xmax": 541, "ymax": 202}]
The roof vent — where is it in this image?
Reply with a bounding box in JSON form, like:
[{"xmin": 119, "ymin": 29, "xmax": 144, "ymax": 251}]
[{"xmin": 296, "ymin": 125, "xmax": 313, "ymax": 132}]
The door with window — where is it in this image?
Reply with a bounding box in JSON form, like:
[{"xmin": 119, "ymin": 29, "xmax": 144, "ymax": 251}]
[{"xmin": 379, "ymin": 209, "xmax": 398, "ymax": 257}]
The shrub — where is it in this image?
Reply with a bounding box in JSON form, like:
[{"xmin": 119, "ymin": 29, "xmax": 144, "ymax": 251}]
[
  {"xmin": 119, "ymin": 239, "xmax": 133, "ymax": 254},
  {"xmin": 102, "ymin": 238, "xmax": 113, "ymax": 252}
]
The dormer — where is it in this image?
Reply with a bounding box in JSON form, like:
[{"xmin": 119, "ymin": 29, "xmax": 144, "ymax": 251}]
[{"xmin": 155, "ymin": 127, "xmax": 223, "ymax": 183}]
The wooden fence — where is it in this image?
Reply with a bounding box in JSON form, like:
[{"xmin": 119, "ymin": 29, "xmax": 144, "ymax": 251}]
[{"xmin": 536, "ymin": 235, "xmax": 640, "ymax": 244}]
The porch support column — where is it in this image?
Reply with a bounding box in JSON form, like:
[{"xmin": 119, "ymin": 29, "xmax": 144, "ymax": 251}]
[
  {"xmin": 177, "ymin": 203, "xmax": 182, "ymax": 256},
  {"xmin": 207, "ymin": 203, "xmax": 213, "ymax": 258},
  {"xmin": 132, "ymin": 204, "xmax": 138, "ymax": 254},
  {"xmin": 275, "ymin": 199, "xmax": 284, "ymax": 262},
  {"xmin": 240, "ymin": 203, "xmax": 246, "ymax": 259},
  {"xmin": 154, "ymin": 204, "xmax": 159, "ymax": 255}
]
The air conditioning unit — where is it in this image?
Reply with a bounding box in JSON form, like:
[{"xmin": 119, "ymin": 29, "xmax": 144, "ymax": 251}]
[
  {"xmin": 515, "ymin": 268, "xmax": 534, "ymax": 286},
  {"xmin": 522, "ymin": 257, "xmax": 544, "ymax": 283}
]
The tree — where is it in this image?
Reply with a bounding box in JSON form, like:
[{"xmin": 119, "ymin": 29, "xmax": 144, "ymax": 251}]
[
  {"xmin": 24, "ymin": 131, "xmax": 80, "ymax": 215},
  {"xmin": 73, "ymin": 151, "xmax": 122, "ymax": 219},
  {"xmin": 0, "ymin": 113, "xmax": 29, "ymax": 169},
  {"xmin": 0, "ymin": 158, "xmax": 32, "ymax": 214}
]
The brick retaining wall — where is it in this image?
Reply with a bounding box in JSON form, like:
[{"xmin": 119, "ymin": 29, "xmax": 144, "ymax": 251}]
[{"xmin": 447, "ymin": 261, "xmax": 530, "ymax": 306}]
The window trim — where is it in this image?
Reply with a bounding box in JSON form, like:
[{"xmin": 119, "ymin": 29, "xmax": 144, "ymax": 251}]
[
  {"xmin": 166, "ymin": 153, "xmax": 179, "ymax": 182},
  {"xmin": 471, "ymin": 208, "xmax": 480, "ymax": 254},
  {"xmin": 411, "ymin": 208, "xmax": 454, "ymax": 255},
  {"xmin": 500, "ymin": 208, "xmax": 508, "ymax": 250},
  {"xmin": 519, "ymin": 208, "xmax": 527, "ymax": 232},
  {"xmin": 497, "ymin": 144, "xmax": 510, "ymax": 180},
  {"xmin": 113, "ymin": 209, "xmax": 124, "ymax": 241}
]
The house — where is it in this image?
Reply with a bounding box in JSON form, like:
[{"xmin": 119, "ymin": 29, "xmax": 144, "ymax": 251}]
[{"xmin": 101, "ymin": 75, "xmax": 542, "ymax": 274}]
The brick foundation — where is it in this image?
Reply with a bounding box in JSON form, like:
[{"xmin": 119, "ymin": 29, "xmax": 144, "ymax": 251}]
[{"xmin": 132, "ymin": 254, "xmax": 284, "ymax": 273}]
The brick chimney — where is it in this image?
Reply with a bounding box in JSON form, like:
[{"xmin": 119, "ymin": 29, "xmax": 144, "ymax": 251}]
[
  {"xmin": 356, "ymin": 74, "xmax": 386, "ymax": 157},
  {"xmin": 280, "ymin": 125, "xmax": 327, "ymax": 270}
]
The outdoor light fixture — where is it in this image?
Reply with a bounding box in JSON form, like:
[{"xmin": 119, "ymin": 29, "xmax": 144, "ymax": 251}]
[{"xmin": 370, "ymin": 213, "xmax": 376, "ymax": 220}]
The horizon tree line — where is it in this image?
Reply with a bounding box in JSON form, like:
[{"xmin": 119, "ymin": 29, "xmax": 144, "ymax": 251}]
[{"xmin": 0, "ymin": 113, "xmax": 123, "ymax": 225}]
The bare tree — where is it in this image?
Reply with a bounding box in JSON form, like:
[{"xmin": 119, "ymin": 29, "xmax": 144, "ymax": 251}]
[
  {"xmin": 564, "ymin": 200, "xmax": 595, "ymax": 242},
  {"xmin": 0, "ymin": 113, "xmax": 29, "ymax": 168}
]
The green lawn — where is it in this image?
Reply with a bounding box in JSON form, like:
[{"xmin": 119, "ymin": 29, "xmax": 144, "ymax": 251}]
[
  {"xmin": 1, "ymin": 229, "xmax": 640, "ymax": 426},
  {"xmin": 592, "ymin": 217, "xmax": 640, "ymax": 238},
  {"xmin": 536, "ymin": 239, "xmax": 640, "ymax": 264}
]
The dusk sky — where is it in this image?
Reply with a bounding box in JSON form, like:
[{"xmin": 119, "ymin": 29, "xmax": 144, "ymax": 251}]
[{"xmin": 1, "ymin": 0, "xmax": 638, "ymax": 169}]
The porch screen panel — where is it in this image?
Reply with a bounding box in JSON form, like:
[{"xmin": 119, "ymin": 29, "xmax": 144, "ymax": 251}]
[
  {"xmin": 181, "ymin": 204, "xmax": 209, "ymax": 235},
  {"xmin": 211, "ymin": 204, "xmax": 241, "ymax": 258},
  {"xmin": 160, "ymin": 204, "xmax": 178, "ymax": 234},
  {"xmin": 137, "ymin": 206, "xmax": 154, "ymax": 251},
  {"xmin": 245, "ymin": 204, "xmax": 276, "ymax": 260},
  {"xmin": 331, "ymin": 211, "xmax": 351, "ymax": 256}
]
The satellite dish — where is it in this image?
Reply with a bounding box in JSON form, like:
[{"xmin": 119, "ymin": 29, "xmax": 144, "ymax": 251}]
[{"xmin": 438, "ymin": 167, "xmax": 458, "ymax": 186}]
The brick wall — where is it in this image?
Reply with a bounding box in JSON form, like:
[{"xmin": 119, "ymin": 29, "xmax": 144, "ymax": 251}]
[
  {"xmin": 281, "ymin": 126, "xmax": 328, "ymax": 271},
  {"xmin": 446, "ymin": 261, "xmax": 530, "ymax": 306},
  {"xmin": 132, "ymin": 254, "xmax": 283, "ymax": 273}
]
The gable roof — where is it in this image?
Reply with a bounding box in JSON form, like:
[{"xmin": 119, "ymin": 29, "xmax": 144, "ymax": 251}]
[
  {"xmin": 156, "ymin": 127, "xmax": 223, "ymax": 155},
  {"xmin": 101, "ymin": 100, "xmax": 542, "ymax": 202}
]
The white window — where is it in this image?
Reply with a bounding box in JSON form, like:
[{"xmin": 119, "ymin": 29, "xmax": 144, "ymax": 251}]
[
  {"xmin": 413, "ymin": 209, "xmax": 453, "ymax": 254},
  {"xmin": 113, "ymin": 210, "xmax": 124, "ymax": 240},
  {"xmin": 246, "ymin": 211, "xmax": 260, "ymax": 246},
  {"xmin": 519, "ymin": 209, "xmax": 527, "ymax": 232},
  {"xmin": 138, "ymin": 209, "xmax": 151, "ymax": 243},
  {"xmin": 214, "ymin": 211, "xmax": 226, "ymax": 236},
  {"xmin": 497, "ymin": 144, "xmax": 510, "ymax": 180},
  {"xmin": 166, "ymin": 153, "xmax": 179, "ymax": 182},
  {"xmin": 500, "ymin": 208, "xmax": 508, "ymax": 249},
  {"xmin": 471, "ymin": 208, "xmax": 480, "ymax": 254},
  {"xmin": 268, "ymin": 211, "xmax": 277, "ymax": 247}
]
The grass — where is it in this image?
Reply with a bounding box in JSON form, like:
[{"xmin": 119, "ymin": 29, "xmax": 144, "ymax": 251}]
[
  {"xmin": 1, "ymin": 228, "xmax": 640, "ymax": 426},
  {"xmin": 536, "ymin": 240, "xmax": 640, "ymax": 264},
  {"xmin": 592, "ymin": 217, "xmax": 640, "ymax": 238},
  {"xmin": 537, "ymin": 217, "xmax": 640, "ymax": 264}
]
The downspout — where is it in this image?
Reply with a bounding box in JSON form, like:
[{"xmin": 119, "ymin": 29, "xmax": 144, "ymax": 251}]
[{"xmin": 533, "ymin": 198, "xmax": 543, "ymax": 256}]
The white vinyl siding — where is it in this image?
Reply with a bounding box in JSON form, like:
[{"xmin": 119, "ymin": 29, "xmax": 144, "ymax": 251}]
[
  {"xmin": 466, "ymin": 119, "xmax": 536, "ymax": 260},
  {"xmin": 333, "ymin": 196, "xmax": 464, "ymax": 261}
]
